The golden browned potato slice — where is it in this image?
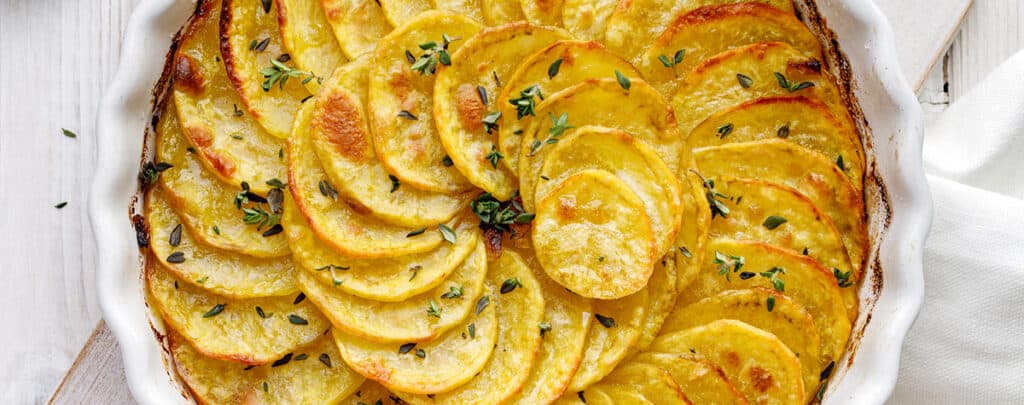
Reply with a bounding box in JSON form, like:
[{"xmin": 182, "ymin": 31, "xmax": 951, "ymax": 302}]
[
  {"xmin": 156, "ymin": 102, "xmax": 290, "ymax": 258},
  {"xmin": 664, "ymin": 288, "xmax": 822, "ymax": 399},
  {"xmin": 222, "ymin": 0, "xmax": 312, "ymax": 138},
  {"xmin": 695, "ymin": 139, "xmax": 868, "ymax": 277},
  {"xmin": 674, "ymin": 168, "xmax": 713, "ymax": 292},
  {"xmin": 338, "ymin": 380, "xmax": 397, "ymax": 404},
  {"xmin": 434, "ymin": 22, "xmax": 570, "ymax": 200},
  {"xmin": 650, "ymin": 319, "xmax": 804, "ymax": 405},
  {"xmin": 332, "ymin": 291, "xmax": 498, "ymax": 394},
  {"xmin": 283, "ymin": 195, "xmax": 480, "ymax": 302},
  {"xmin": 378, "ymin": 0, "xmax": 433, "ymax": 27},
  {"xmin": 595, "ymin": 362, "xmax": 691, "ymax": 404},
  {"xmin": 689, "ymin": 96, "xmax": 864, "ymax": 190},
  {"xmin": 433, "ymin": 0, "xmax": 485, "ymax": 23},
  {"xmin": 320, "ymin": 0, "xmax": 393, "ymax": 59},
  {"xmin": 498, "ymin": 40, "xmax": 639, "ymax": 172},
  {"xmin": 521, "ymin": 0, "xmax": 563, "ymax": 26},
  {"xmin": 632, "ymin": 256, "xmax": 678, "ymax": 354},
  {"xmin": 481, "ymin": 0, "xmax": 525, "ymax": 25},
  {"xmin": 367, "ymin": 11, "xmax": 483, "ymax": 193},
  {"xmin": 297, "ymin": 239, "xmax": 487, "ymax": 343},
  {"xmin": 640, "ymin": 3, "xmax": 821, "ymax": 97},
  {"xmin": 276, "ymin": 0, "xmax": 347, "ymax": 94},
  {"xmin": 171, "ymin": 332, "xmax": 364, "ymax": 404},
  {"xmin": 568, "ymin": 286, "xmax": 649, "ymax": 391},
  {"xmin": 681, "ymin": 239, "xmax": 852, "ymax": 371},
  {"xmin": 561, "ymin": 0, "xmax": 618, "ymax": 40},
  {"xmin": 632, "ymin": 352, "xmax": 749, "ymax": 405},
  {"xmin": 146, "ymin": 187, "xmax": 298, "ymax": 298},
  {"xmin": 171, "ymin": 0, "xmax": 286, "ymax": 196},
  {"xmin": 312, "ymin": 59, "xmax": 472, "ymax": 227},
  {"xmin": 533, "ymin": 170, "xmax": 656, "ymax": 299},
  {"xmin": 603, "ymin": 0, "xmax": 795, "ymax": 61},
  {"xmin": 289, "ymin": 102, "xmax": 452, "ymax": 258},
  {"xmin": 553, "ymin": 390, "xmax": 612, "ymax": 405},
  {"xmin": 147, "ymin": 260, "xmax": 329, "ymax": 364},
  {"xmin": 538, "ymin": 126, "xmax": 683, "ymax": 257},
  {"xmin": 396, "ymin": 250, "xmax": 545, "ymax": 404},
  {"xmin": 519, "ymin": 78, "xmax": 683, "ymax": 212}
]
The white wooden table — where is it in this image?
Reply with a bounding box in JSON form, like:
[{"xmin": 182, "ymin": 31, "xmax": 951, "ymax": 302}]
[{"xmin": 0, "ymin": 0, "xmax": 1019, "ymax": 403}]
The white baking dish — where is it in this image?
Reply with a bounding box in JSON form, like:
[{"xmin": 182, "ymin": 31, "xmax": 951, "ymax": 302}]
[{"xmin": 91, "ymin": 0, "xmax": 931, "ymax": 403}]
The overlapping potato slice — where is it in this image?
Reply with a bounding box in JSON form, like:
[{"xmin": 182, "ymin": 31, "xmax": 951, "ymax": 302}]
[
  {"xmin": 147, "ymin": 260, "xmax": 328, "ymax": 364},
  {"xmin": 561, "ymin": 0, "xmax": 618, "ymax": 40},
  {"xmin": 312, "ymin": 58, "xmax": 472, "ymax": 227},
  {"xmin": 651, "ymin": 319, "xmax": 805, "ymax": 405},
  {"xmin": 554, "ymin": 390, "xmax": 612, "ymax": 405},
  {"xmin": 221, "ymin": 0, "xmax": 312, "ymax": 138},
  {"xmin": 320, "ymin": 0, "xmax": 392, "ymax": 59},
  {"xmin": 533, "ymin": 170, "xmax": 656, "ymax": 299},
  {"xmin": 171, "ymin": 0, "xmax": 286, "ymax": 195},
  {"xmin": 433, "ymin": 0, "xmax": 485, "ymax": 23},
  {"xmin": 397, "ymin": 250, "xmax": 545, "ymax": 404},
  {"xmin": 640, "ymin": 3, "xmax": 822, "ymax": 96},
  {"xmin": 276, "ymin": 0, "xmax": 347, "ymax": 94},
  {"xmin": 594, "ymin": 362, "xmax": 691, "ymax": 404},
  {"xmin": 602, "ymin": 0, "xmax": 795, "ymax": 61},
  {"xmin": 171, "ymin": 332, "xmax": 363, "ymax": 404},
  {"xmin": 519, "ymin": 78, "xmax": 684, "ymax": 211},
  {"xmin": 681, "ymin": 239, "xmax": 852, "ymax": 369},
  {"xmin": 481, "ymin": 0, "xmax": 525, "ymax": 25},
  {"xmin": 339, "ymin": 380, "xmax": 397, "ymax": 405},
  {"xmin": 567, "ymin": 286, "xmax": 650, "ymax": 391},
  {"xmin": 675, "ymin": 168, "xmax": 713, "ymax": 292},
  {"xmin": 289, "ymin": 102, "xmax": 451, "ymax": 258},
  {"xmin": 538, "ymin": 126, "xmax": 683, "ymax": 257},
  {"xmin": 332, "ymin": 291, "xmax": 498, "ymax": 394},
  {"xmin": 147, "ymin": 187, "xmax": 297, "ymax": 298},
  {"xmin": 378, "ymin": 0, "xmax": 433, "ymax": 27},
  {"xmin": 297, "ymin": 239, "xmax": 487, "ymax": 343},
  {"xmin": 664, "ymin": 288, "xmax": 822, "ymax": 399},
  {"xmin": 632, "ymin": 352, "xmax": 749, "ymax": 405},
  {"xmin": 695, "ymin": 139, "xmax": 868, "ymax": 276},
  {"xmin": 157, "ymin": 102, "xmax": 290, "ymax": 258},
  {"xmin": 689, "ymin": 96, "xmax": 865, "ymax": 190},
  {"xmin": 497, "ymin": 40, "xmax": 639, "ymax": 172},
  {"xmin": 633, "ymin": 256, "xmax": 678, "ymax": 353},
  {"xmin": 521, "ymin": 0, "xmax": 563, "ymax": 26},
  {"xmin": 434, "ymin": 22, "xmax": 570, "ymax": 199},
  {"xmin": 367, "ymin": 11, "xmax": 482, "ymax": 193}
]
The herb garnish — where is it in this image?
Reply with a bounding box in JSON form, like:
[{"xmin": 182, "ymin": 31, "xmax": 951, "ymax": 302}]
[
  {"xmin": 398, "ymin": 343, "xmax": 416, "ymax": 354},
  {"xmin": 528, "ymin": 112, "xmax": 573, "ymax": 155},
  {"xmin": 658, "ymin": 49, "xmax": 686, "ymax": 76},
  {"xmin": 442, "ymin": 156, "xmax": 454, "ymax": 167},
  {"xmin": 482, "ymin": 112, "xmax": 501, "ymax": 135},
  {"xmin": 713, "ymin": 251, "xmax": 745, "ymax": 280},
  {"xmin": 250, "ymin": 37, "xmax": 270, "ymax": 52},
  {"xmin": 774, "ymin": 72, "xmax": 814, "ymax": 92},
  {"xmin": 441, "ymin": 285, "xmax": 464, "ymax": 299},
  {"xmin": 717, "ymin": 123, "xmax": 734, "ymax": 139},
  {"xmin": 427, "ymin": 299, "xmax": 442, "ymax": 318},
  {"xmin": 408, "ymin": 34, "xmax": 460, "ymax": 75},
  {"xmin": 539, "ymin": 322, "xmax": 552, "ymax": 336},
  {"xmin": 54, "ymin": 202, "xmax": 68, "ymax": 209},
  {"xmin": 548, "ymin": 58, "xmax": 563, "ymax": 79},
  {"xmin": 406, "ymin": 228, "xmax": 426, "ymax": 237},
  {"xmin": 595, "ymin": 314, "xmax": 616, "ymax": 328},
  {"xmin": 260, "ymin": 0, "xmax": 272, "ymax": 13},
  {"xmin": 508, "ymin": 85, "xmax": 543, "ymax": 119},
  {"xmin": 736, "ymin": 73, "xmax": 754, "ymax": 88},
  {"xmin": 167, "ymin": 252, "xmax": 186, "ymax": 264},
  {"xmin": 485, "ymin": 144, "xmax": 504, "ymax": 168},
  {"xmin": 389, "ymin": 175, "xmax": 400, "ymax": 193},
  {"xmin": 477, "ymin": 85, "xmax": 488, "ymax": 105},
  {"xmin": 439, "ymin": 224, "xmax": 457, "ymax": 244},
  {"xmin": 468, "ymin": 323, "xmax": 476, "ymax": 338},
  {"xmin": 140, "ymin": 161, "xmax": 173, "ymax": 186},
  {"xmin": 760, "ymin": 267, "xmax": 786, "ymax": 292},
  {"xmin": 763, "ymin": 216, "xmax": 788, "ymax": 230},
  {"xmin": 169, "ymin": 224, "xmax": 183, "ymax": 247},
  {"xmin": 767, "ymin": 296, "xmax": 776, "ymax": 311},
  {"xmin": 614, "ymin": 70, "xmax": 631, "ymax": 90},
  {"xmin": 470, "ymin": 192, "xmax": 534, "ymax": 233},
  {"xmin": 692, "ymin": 170, "xmax": 732, "ymax": 218},
  {"xmin": 261, "ymin": 59, "xmax": 320, "ymax": 91},
  {"xmin": 294, "ymin": 353, "xmax": 308, "ymax": 361},
  {"xmin": 293, "ymin": 292, "xmax": 306, "ymax": 305},
  {"xmin": 409, "ymin": 265, "xmax": 421, "ymax": 281},
  {"xmin": 256, "ymin": 306, "xmax": 272, "ymax": 319},
  {"xmin": 271, "ymin": 353, "xmax": 293, "ymax": 367},
  {"xmin": 62, "ymin": 128, "xmax": 77, "ymax": 138},
  {"xmin": 415, "ymin": 349, "xmax": 426, "ymax": 358},
  {"xmin": 777, "ymin": 124, "xmax": 791, "ymax": 138},
  {"xmin": 319, "ymin": 180, "xmax": 338, "ymax": 200},
  {"xmin": 833, "ymin": 268, "xmax": 854, "ymax": 288},
  {"xmin": 500, "ymin": 278, "xmax": 523, "ymax": 294},
  {"xmin": 836, "ymin": 155, "xmax": 846, "ymax": 171},
  {"xmin": 678, "ymin": 246, "xmax": 692, "ymax": 258},
  {"xmin": 319, "ymin": 353, "xmax": 332, "ymax": 368},
  {"xmin": 397, "ymin": 110, "xmax": 418, "ymax": 120},
  {"xmin": 288, "ymin": 314, "xmax": 308, "ymax": 325},
  {"xmin": 203, "ymin": 304, "xmax": 225, "ymax": 318},
  {"xmin": 578, "ymin": 391, "xmax": 586, "ymax": 403},
  {"xmin": 475, "ymin": 295, "xmax": 490, "ymax": 315}
]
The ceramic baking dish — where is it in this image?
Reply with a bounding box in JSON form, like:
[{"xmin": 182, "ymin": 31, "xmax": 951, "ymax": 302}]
[{"xmin": 91, "ymin": 0, "xmax": 932, "ymax": 403}]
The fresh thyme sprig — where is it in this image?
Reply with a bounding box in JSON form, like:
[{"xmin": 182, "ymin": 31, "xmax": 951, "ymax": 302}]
[
  {"xmin": 408, "ymin": 34, "xmax": 460, "ymax": 76},
  {"xmin": 528, "ymin": 112, "xmax": 573, "ymax": 155},
  {"xmin": 658, "ymin": 49, "xmax": 686, "ymax": 77},
  {"xmin": 713, "ymin": 251, "xmax": 746, "ymax": 281},
  {"xmin": 691, "ymin": 170, "xmax": 732, "ymax": 218},
  {"xmin": 773, "ymin": 72, "xmax": 814, "ymax": 93},
  {"xmin": 261, "ymin": 59, "xmax": 320, "ymax": 91},
  {"xmin": 508, "ymin": 84, "xmax": 544, "ymax": 119}
]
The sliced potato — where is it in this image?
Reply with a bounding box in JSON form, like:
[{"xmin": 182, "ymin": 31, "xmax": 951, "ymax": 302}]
[
  {"xmin": 171, "ymin": 332, "xmax": 363, "ymax": 404},
  {"xmin": 681, "ymin": 239, "xmax": 851, "ymax": 370},
  {"xmin": 497, "ymin": 40, "xmax": 639, "ymax": 172},
  {"xmin": 633, "ymin": 255, "xmax": 678, "ymax": 354},
  {"xmin": 538, "ymin": 126, "xmax": 683, "ymax": 257},
  {"xmin": 397, "ymin": 250, "xmax": 545, "ymax": 404},
  {"xmin": 689, "ymin": 95, "xmax": 864, "ymax": 190},
  {"xmin": 221, "ymin": 0, "xmax": 312, "ymax": 138},
  {"xmin": 675, "ymin": 170, "xmax": 712, "ymax": 291},
  {"xmin": 320, "ymin": 0, "xmax": 393, "ymax": 59},
  {"xmin": 695, "ymin": 139, "xmax": 868, "ymax": 277},
  {"xmin": 650, "ymin": 319, "xmax": 804, "ymax": 405},
  {"xmin": 433, "ymin": 0, "xmax": 485, "ymax": 23},
  {"xmin": 664, "ymin": 288, "xmax": 822, "ymax": 399},
  {"xmin": 368, "ymin": 11, "xmax": 482, "ymax": 193},
  {"xmin": 640, "ymin": 3, "xmax": 821, "ymax": 96},
  {"xmin": 332, "ymin": 291, "xmax": 498, "ymax": 394},
  {"xmin": 481, "ymin": 0, "xmax": 525, "ymax": 25},
  {"xmin": 567, "ymin": 286, "xmax": 649, "ymax": 391},
  {"xmin": 434, "ymin": 22, "xmax": 570, "ymax": 199},
  {"xmin": 632, "ymin": 352, "xmax": 749, "ymax": 405},
  {"xmin": 297, "ymin": 239, "xmax": 487, "ymax": 343},
  {"xmin": 339, "ymin": 380, "xmax": 397, "ymax": 404},
  {"xmin": 156, "ymin": 102, "xmax": 290, "ymax": 258},
  {"xmin": 289, "ymin": 102, "xmax": 452, "ymax": 258},
  {"xmin": 561, "ymin": 0, "xmax": 618, "ymax": 40},
  {"xmin": 312, "ymin": 58, "xmax": 472, "ymax": 227},
  {"xmin": 554, "ymin": 390, "xmax": 612, "ymax": 405},
  {"xmin": 171, "ymin": 0, "xmax": 286, "ymax": 195},
  {"xmin": 602, "ymin": 0, "xmax": 795, "ymax": 61},
  {"xmin": 596, "ymin": 362, "xmax": 691, "ymax": 404},
  {"xmin": 147, "ymin": 260, "xmax": 329, "ymax": 364},
  {"xmin": 277, "ymin": 0, "xmax": 347, "ymax": 94},
  {"xmin": 591, "ymin": 388, "xmax": 650, "ymax": 404},
  {"xmin": 533, "ymin": 169, "xmax": 656, "ymax": 299},
  {"xmin": 521, "ymin": 0, "xmax": 563, "ymax": 26},
  {"xmin": 378, "ymin": 0, "xmax": 433, "ymax": 27}
]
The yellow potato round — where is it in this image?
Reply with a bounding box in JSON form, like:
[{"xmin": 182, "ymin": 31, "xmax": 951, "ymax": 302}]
[
  {"xmin": 433, "ymin": 0, "xmax": 485, "ymax": 23},
  {"xmin": 554, "ymin": 390, "xmax": 612, "ymax": 405},
  {"xmin": 171, "ymin": 0, "xmax": 286, "ymax": 195},
  {"xmin": 311, "ymin": 59, "xmax": 472, "ymax": 227},
  {"xmin": 378, "ymin": 0, "xmax": 433, "ymax": 27},
  {"xmin": 320, "ymin": 0, "xmax": 393, "ymax": 59},
  {"xmin": 397, "ymin": 250, "xmax": 545, "ymax": 404},
  {"xmin": 297, "ymin": 239, "xmax": 487, "ymax": 343},
  {"xmin": 520, "ymin": 0, "xmax": 563, "ymax": 26},
  {"xmin": 170, "ymin": 332, "xmax": 364, "ymax": 404},
  {"xmin": 594, "ymin": 362, "xmax": 691, "ymax": 404},
  {"xmin": 368, "ymin": 11, "xmax": 482, "ymax": 193},
  {"xmin": 276, "ymin": 0, "xmax": 348, "ymax": 94},
  {"xmin": 222, "ymin": 0, "xmax": 312, "ymax": 138},
  {"xmin": 498, "ymin": 40, "xmax": 639, "ymax": 172},
  {"xmin": 147, "ymin": 260, "xmax": 329, "ymax": 364},
  {"xmin": 568, "ymin": 286, "xmax": 649, "ymax": 392},
  {"xmin": 640, "ymin": 2, "xmax": 821, "ymax": 96},
  {"xmin": 481, "ymin": 0, "xmax": 524, "ymax": 25},
  {"xmin": 339, "ymin": 380, "xmax": 398, "ymax": 404},
  {"xmin": 650, "ymin": 319, "xmax": 804, "ymax": 405},
  {"xmin": 538, "ymin": 126, "xmax": 683, "ymax": 257},
  {"xmin": 434, "ymin": 22, "xmax": 570, "ymax": 199},
  {"xmin": 674, "ymin": 170, "xmax": 712, "ymax": 291},
  {"xmin": 632, "ymin": 353, "xmax": 748, "ymax": 405},
  {"xmin": 156, "ymin": 102, "xmax": 290, "ymax": 258},
  {"xmin": 146, "ymin": 187, "xmax": 298, "ymax": 298},
  {"xmin": 533, "ymin": 169, "xmax": 656, "ymax": 299},
  {"xmin": 632, "ymin": 256, "xmax": 678, "ymax": 354},
  {"xmin": 561, "ymin": 0, "xmax": 618, "ymax": 40}
]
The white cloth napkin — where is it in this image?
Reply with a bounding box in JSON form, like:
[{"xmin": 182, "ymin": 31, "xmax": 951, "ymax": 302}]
[{"xmin": 890, "ymin": 51, "xmax": 1024, "ymax": 404}]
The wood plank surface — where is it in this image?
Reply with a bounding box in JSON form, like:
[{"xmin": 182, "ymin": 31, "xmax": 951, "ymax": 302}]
[{"xmin": 48, "ymin": 321, "xmax": 133, "ymax": 405}]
